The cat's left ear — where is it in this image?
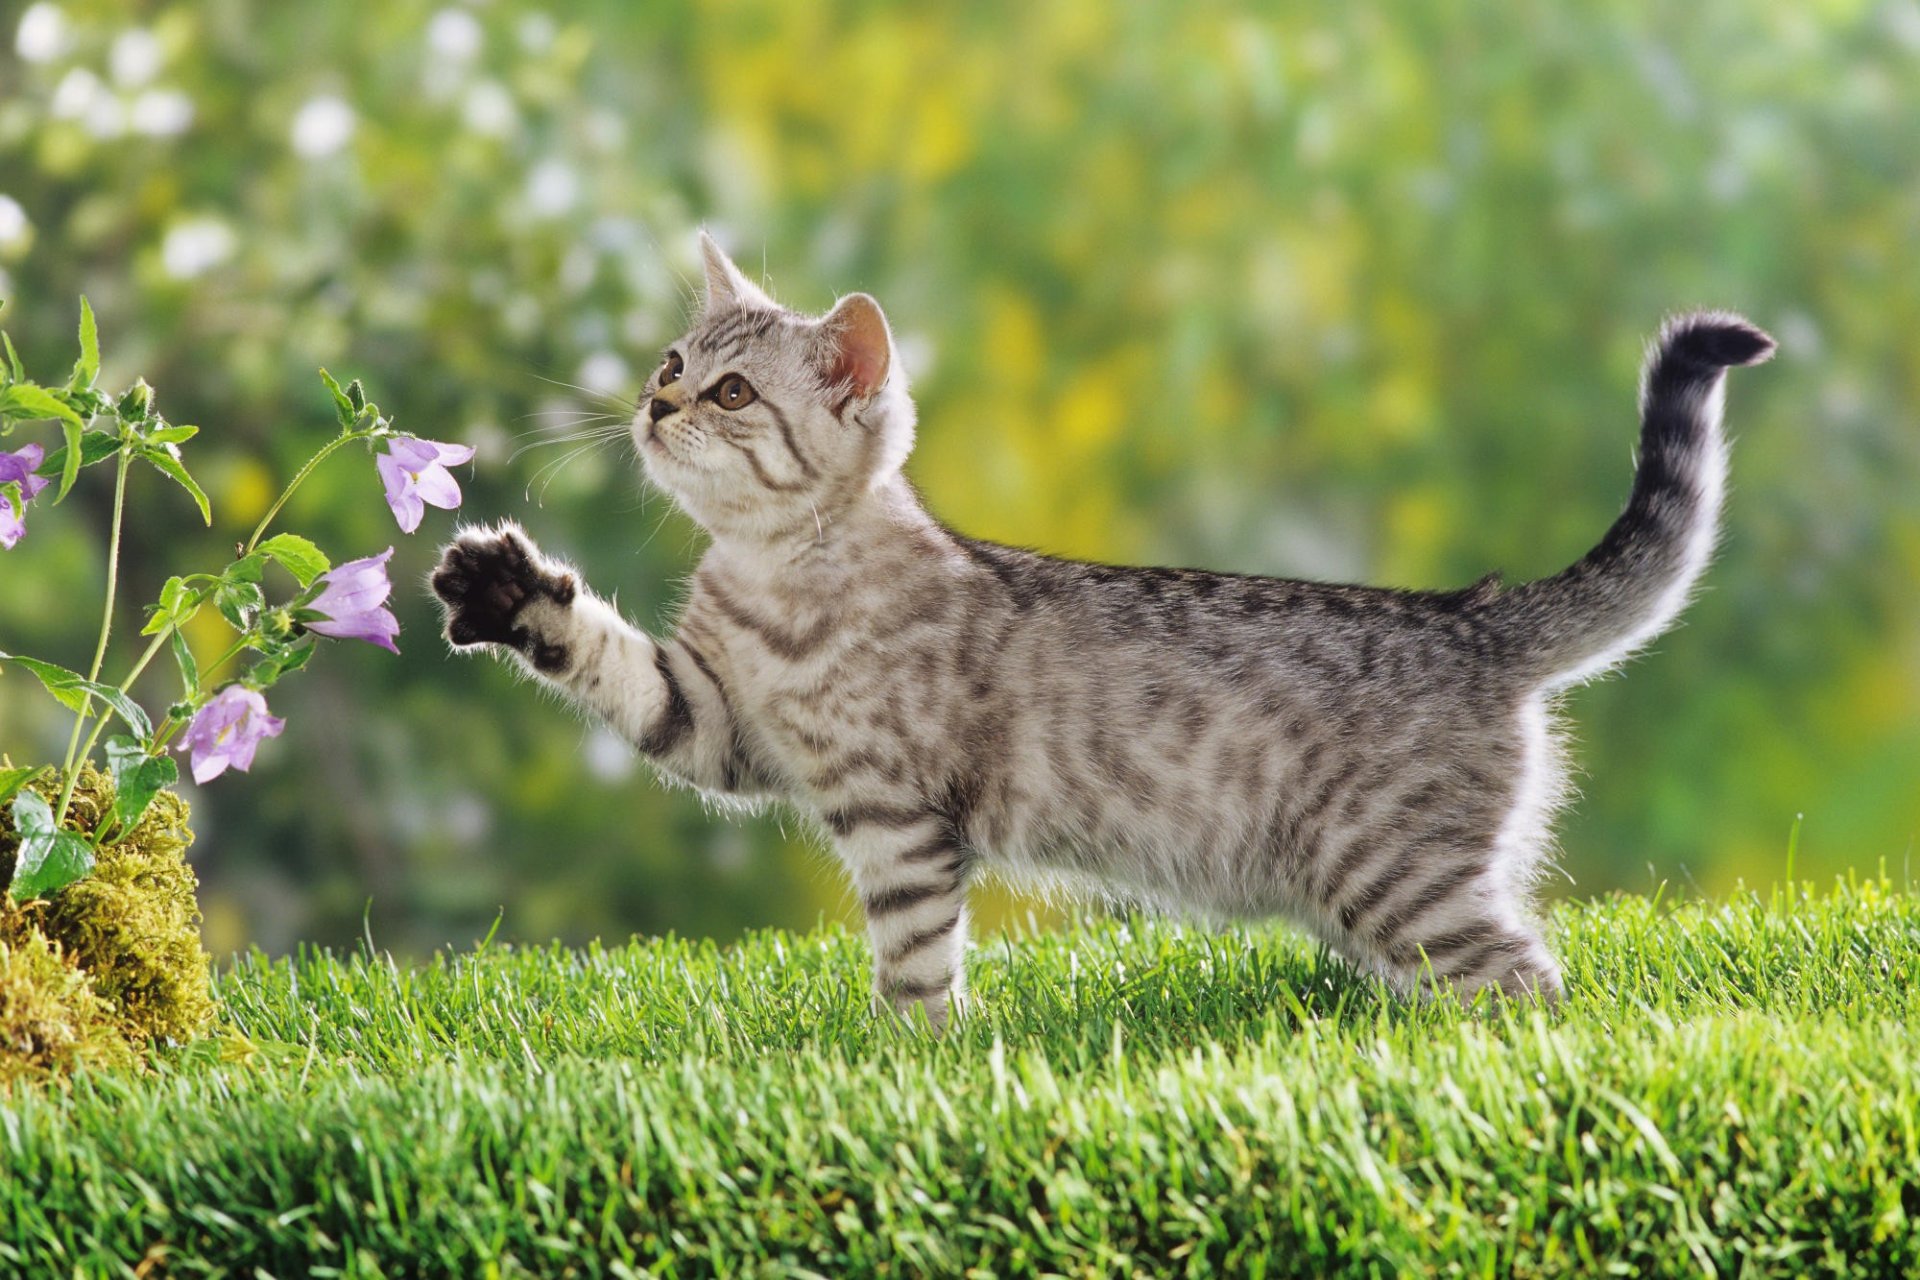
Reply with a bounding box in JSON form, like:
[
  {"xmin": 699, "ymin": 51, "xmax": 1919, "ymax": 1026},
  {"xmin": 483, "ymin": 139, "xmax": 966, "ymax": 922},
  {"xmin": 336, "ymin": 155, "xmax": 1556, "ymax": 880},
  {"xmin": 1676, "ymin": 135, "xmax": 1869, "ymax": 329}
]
[
  {"xmin": 699, "ymin": 229, "xmax": 776, "ymax": 314},
  {"xmin": 813, "ymin": 293, "xmax": 893, "ymax": 401}
]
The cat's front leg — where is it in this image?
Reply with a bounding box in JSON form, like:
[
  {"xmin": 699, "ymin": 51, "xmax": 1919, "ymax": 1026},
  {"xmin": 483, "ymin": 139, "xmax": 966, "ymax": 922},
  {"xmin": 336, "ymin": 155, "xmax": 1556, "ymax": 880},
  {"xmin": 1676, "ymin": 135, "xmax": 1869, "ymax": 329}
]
[
  {"xmin": 432, "ymin": 522, "xmax": 760, "ymax": 796},
  {"xmin": 832, "ymin": 808, "xmax": 973, "ymax": 1031}
]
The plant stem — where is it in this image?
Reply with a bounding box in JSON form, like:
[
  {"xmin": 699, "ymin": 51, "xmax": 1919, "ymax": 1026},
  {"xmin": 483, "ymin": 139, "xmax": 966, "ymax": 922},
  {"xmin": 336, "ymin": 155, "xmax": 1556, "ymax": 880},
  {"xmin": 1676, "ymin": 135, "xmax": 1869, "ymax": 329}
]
[
  {"xmin": 145, "ymin": 634, "xmax": 255, "ymax": 755},
  {"xmin": 53, "ymin": 447, "xmax": 132, "ymax": 827},
  {"xmin": 67, "ymin": 624, "xmax": 173, "ymax": 801},
  {"xmin": 244, "ymin": 432, "xmax": 363, "ymax": 557}
]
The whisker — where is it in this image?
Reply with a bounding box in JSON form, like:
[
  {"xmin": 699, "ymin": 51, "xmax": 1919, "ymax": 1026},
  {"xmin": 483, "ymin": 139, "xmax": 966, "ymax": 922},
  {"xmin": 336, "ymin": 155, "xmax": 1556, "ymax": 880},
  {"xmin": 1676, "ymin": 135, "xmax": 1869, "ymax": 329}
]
[
  {"xmin": 525, "ymin": 437, "xmax": 620, "ymax": 506},
  {"xmin": 634, "ymin": 502, "xmax": 677, "ymax": 554},
  {"xmin": 511, "ymin": 409, "xmax": 629, "ymax": 424},
  {"xmin": 509, "ymin": 425, "xmax": 629, "ymax": 464},
  {"xmin": 505, "ymin": 422, "xmax": 626, "ymax": 450},
  {"xmin": 526, "ymin": 436, "xmax": 612, "ymax": 494},
  {"xmin": 526, "ymin": 370, "xmax": 638, "ymax": 412},
  {"xmin": 508, "ymin": 418, "xmax": 626, "ymax": 439}
]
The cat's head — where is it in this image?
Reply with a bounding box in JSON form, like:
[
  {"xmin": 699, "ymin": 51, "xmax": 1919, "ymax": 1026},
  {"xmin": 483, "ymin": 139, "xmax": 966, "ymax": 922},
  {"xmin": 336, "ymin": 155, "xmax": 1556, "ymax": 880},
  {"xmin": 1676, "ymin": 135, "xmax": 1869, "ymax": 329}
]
[{"xmin": 633, "ymin": 232, "xmax": 916, "ymax": 542}]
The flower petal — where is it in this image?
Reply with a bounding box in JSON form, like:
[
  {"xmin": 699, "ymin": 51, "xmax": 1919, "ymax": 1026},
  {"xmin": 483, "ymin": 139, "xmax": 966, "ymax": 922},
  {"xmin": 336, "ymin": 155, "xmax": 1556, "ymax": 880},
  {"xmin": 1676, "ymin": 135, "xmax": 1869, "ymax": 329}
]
[
  {"xmin": 412, "ymin": 462, "xmax": 463, "ymax": 511},
  {"xmin": 376, "ymin": 449, "xmax": 413, "ymax": 498},
  {"xmin": 180, "ymin": 686, "xmax": 285, "ymax": 783},
  {"xmin": 307, "ymin": 606, "xmax": 401, "ymax": 653},
  {"xmin": 190, "ymin": 748, "xmax": 232, "ymax": 785},
  {"xmin": 389, "ymin": 486, "xmax": 425, "ymax": 533},
  {"xmin": 0, "ymin": 445, "xmax": 41, "ymax": 486},
  {"xmin": 385, "ymin": 437, "xmax": 442, "ymax": 470}
]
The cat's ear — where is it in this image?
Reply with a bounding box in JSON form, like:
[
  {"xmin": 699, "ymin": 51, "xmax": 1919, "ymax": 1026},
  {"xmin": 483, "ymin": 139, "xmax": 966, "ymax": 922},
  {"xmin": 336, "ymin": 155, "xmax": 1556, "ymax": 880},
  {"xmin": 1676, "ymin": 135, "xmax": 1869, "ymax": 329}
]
[
  {"xmin": 698, "ymin": 229, "xmax": 775, "ymax": 314},
  {"xmin": 813, "ymin": 293, "xmax": 893, "ymax": 401}
]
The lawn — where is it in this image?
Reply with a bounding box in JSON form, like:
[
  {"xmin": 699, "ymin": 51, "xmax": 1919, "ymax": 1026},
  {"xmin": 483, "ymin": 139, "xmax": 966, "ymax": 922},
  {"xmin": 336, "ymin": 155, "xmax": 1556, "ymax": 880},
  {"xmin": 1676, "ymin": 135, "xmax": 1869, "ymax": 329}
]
[{"xmin": 4, "ymin": 881, "xmax": 1918, "ymax": 1278}]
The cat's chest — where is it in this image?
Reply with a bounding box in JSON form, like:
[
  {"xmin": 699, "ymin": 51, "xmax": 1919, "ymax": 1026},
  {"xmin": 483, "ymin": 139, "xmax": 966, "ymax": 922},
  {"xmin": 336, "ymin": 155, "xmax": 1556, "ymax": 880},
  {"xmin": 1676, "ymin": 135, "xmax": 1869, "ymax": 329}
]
[{"xmin": 692, "ymin": 590, "xmax": 900, "ymax": 766}]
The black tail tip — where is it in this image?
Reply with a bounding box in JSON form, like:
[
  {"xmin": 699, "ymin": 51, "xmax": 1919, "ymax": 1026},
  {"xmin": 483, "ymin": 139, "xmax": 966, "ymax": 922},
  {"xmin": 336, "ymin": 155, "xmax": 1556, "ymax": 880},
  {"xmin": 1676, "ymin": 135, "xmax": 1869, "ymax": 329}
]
[{"xmin": 1659, "ymin": 311, "xmax": 1777, "ymax": 369}]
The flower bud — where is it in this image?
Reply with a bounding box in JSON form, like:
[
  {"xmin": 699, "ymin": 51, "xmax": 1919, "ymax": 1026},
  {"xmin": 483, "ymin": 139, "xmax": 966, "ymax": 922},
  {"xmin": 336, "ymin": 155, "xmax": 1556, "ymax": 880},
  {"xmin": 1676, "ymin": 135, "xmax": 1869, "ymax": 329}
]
[
  {"xmin": 261, "ymin": 607, "xmax": 297, "ymax": 643},
  {"xmin": 347, "ymin": 379, "xmax": 367, "ymax": 412},
  {"xmin": 118, "ymin": 378, "xmax": 155, "ymax": 420}
]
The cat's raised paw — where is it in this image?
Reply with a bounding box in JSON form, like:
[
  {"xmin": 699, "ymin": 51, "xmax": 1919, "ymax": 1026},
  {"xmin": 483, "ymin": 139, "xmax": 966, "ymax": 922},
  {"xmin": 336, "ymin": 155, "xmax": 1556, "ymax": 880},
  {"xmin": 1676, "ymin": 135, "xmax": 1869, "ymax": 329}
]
[{"xmin": 431, "ymin": 523, "xmax": 577, "ymax": 654}]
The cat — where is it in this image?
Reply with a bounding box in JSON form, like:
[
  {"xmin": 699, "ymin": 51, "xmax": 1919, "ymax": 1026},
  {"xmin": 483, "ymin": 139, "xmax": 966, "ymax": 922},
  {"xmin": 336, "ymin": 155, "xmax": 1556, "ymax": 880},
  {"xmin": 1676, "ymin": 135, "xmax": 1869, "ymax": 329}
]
[{"xmin": 432, "ymin": 231, "xmax": 1773, "ymax": 1028}]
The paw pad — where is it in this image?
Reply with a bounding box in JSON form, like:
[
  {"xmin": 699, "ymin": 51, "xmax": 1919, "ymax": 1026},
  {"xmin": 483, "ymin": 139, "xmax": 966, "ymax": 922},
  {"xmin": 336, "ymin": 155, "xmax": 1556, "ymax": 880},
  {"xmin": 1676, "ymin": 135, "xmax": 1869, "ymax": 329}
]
[{"xmin": 431, "ymin": 526, "xmax": 575, "ymax": 655}]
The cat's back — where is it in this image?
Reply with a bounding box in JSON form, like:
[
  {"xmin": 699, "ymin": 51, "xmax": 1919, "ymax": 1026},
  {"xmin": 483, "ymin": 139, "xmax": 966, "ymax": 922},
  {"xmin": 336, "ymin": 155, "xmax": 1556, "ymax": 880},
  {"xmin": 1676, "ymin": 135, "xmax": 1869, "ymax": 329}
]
[{"xmin": 948, "ymin": 534, "xmax": 1510, "ymax": 694}]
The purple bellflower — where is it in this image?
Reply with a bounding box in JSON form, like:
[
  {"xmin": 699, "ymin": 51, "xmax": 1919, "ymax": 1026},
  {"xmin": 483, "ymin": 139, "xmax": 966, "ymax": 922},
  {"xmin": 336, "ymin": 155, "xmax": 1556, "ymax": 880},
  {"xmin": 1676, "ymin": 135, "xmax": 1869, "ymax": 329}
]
[
  {"xmin": 179, "ymin": 685, "xmax": 286, "ymax": 784},
  {"xmin": 377, "ymin": 436, "xmax": 475, "ymax": 534},
  {"xmin": 305, "ymin": 547, "xmax": 401, "ymax": 653},
  {"xmin": 0, "ymin": 443, "xmax": 52, "ymax": 550}
]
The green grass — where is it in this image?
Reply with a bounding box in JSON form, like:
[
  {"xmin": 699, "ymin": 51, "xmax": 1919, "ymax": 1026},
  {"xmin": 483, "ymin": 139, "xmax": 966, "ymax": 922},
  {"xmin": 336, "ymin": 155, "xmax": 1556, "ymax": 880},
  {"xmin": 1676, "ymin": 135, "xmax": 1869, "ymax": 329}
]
[{"xmin": 5, "ymin": 881, "xmax": 1919, "ymax": 1278}]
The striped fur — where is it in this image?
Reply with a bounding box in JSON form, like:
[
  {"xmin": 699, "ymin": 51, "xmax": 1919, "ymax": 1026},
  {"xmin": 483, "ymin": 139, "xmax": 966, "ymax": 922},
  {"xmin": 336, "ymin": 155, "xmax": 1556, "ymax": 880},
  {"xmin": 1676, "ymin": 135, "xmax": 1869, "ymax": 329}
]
[{"xmin": 434, "ymin": 233, "xmax": 1774, "ymax": 1029}]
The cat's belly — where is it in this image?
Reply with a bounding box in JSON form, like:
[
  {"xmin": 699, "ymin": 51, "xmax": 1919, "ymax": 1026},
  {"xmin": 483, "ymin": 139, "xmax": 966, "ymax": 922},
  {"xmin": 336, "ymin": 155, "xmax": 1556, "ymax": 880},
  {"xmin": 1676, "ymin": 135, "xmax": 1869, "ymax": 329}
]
[{"xmin": 965, "ymin": 774, "xmax": 1314, "ymax": 921}]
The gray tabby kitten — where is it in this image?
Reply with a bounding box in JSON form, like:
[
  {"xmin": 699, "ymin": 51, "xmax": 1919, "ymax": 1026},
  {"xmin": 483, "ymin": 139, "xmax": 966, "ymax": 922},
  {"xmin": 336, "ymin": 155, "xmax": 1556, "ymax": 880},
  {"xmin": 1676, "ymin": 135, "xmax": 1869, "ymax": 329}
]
[{"xmin": 433, "ymin": 232, "xmax": 1773, "ymax": 1027}]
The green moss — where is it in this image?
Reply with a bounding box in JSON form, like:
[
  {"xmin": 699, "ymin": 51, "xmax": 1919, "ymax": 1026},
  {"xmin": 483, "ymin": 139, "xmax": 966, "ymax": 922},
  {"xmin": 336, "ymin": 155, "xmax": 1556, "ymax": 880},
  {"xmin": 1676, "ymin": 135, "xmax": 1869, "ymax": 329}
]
[
  {"xmin": 0, "ymin": 767, "xmax": 216, "ymax": 1066},
  {"xmin": 0, "ymin": 901, "xmax": 135, "ymax": 1089}
]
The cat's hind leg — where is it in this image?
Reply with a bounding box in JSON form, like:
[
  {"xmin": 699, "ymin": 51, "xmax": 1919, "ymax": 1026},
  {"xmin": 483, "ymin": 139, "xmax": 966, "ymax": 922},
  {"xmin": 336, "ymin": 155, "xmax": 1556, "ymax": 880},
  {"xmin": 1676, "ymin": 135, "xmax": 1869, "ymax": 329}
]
[
  {"xmin": 1311, "ymin": 792, "xmax": 1563, "ymax": 1003},
  {"xmin": 1383, "ymin": 908, "xmax": 1564, "ymax": 1002}
]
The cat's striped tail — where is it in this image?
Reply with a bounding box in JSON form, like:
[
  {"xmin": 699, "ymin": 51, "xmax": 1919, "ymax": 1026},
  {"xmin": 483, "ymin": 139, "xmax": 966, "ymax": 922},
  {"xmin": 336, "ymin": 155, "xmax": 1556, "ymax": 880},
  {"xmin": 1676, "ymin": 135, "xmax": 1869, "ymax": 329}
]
[{"xmin": 1490, "ymin": 312, "xmax": 1775, "ymax": 689}]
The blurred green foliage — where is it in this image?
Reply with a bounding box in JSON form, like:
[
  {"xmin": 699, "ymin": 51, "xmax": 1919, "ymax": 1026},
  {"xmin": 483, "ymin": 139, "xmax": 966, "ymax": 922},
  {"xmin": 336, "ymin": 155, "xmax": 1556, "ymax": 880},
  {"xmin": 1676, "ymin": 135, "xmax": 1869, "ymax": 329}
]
[{"xmin": 1, "ymin": 0, "xmax": 1915, "ymax": 957}]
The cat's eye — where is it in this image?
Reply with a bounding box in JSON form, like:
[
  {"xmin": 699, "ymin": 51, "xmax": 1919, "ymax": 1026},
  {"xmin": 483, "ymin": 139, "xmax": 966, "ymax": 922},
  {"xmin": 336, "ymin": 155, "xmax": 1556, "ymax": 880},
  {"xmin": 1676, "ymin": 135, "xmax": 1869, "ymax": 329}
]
[
  {"xmin": 713, "ymin": 374, "xmax": 757, "ymax": 411},
  {"xmin": 659, "ymin": 351, "xmax": 684, "ymax": 386}
]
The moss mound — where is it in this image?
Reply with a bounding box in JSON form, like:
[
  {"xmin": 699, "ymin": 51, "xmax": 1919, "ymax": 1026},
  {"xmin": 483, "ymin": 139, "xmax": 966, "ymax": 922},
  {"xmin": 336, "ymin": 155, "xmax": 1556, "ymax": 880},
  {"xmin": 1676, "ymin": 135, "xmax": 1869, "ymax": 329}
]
[
  {"xmin": 0, "ymin": 904, "xmax": 136, "ymax": 1088},
  {"xmin": 0, "ymin": 766, "xmax": 216, "ymax": 1079}
]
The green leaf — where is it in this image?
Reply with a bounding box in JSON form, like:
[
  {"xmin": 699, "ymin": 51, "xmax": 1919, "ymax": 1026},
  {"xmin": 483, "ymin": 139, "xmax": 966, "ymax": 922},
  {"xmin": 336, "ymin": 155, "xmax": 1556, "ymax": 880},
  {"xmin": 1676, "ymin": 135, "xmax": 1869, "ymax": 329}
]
[
  {"xmin": 225, "ymin": 552, "xmax": 267, "ymax": 585},
  {"xmin": 0, "ymin": 652, "xmax": 86, "ymax": 712},
  {"xmin": 146, "ymin": 423, "xmax": 199, "ymax": 444},
  {"xmin": 257, "ymin": 533, "xmax": 331, "ymax": 588},
  {"xmin": 104, "ymin": 736, "xmax": 177, "ymax": 834},
  {"xmin": 215, "ymin": 580, "xmax": 265, "ymax": 631},
  {"xmin": 0, "ymin": 765, "xmax": 46, "ymax": 808},
  {"xmin": 0, "ymin": 383, "xmax": 86, "ymax": 501},
  {"xmin": 249, "ymin": 638, "xmax": 316, "ymax": 690},
  {"xmin": 1, "ymin": 331, "xmax": 22, "ymax": 384},
  {"xmin": 0, "ymin": 384, "xmax": 75, "ymax": 423},
  {"xmin": 70, "ymin": 296, "xmax": 99, "ymax": 390},
  {"xmin": 34, "ymin": 429, "xmax": 123, "ymax": 478},
  {"xmin": 318, "ymin": 368, "xmax": 355, "ymax": 429},
  {"xmin": 142, "ymin": 445, "xmax": 212, "ymax": 524},
  {"xmin": 0, "ymin": 652, "xmax": 152, "ymax": 737},
  {"xmin": 65, "ymin": 386, "xmax": 112, "ymax": 419},
  {"xmin": 142, "ymin": 575, "xmax": 204, "ymax": 636},
  {"xmin": 169, "ymin": 628, "xmax": 199, "ymax": 696},
  {"xmin": 8, "ymin": 790, "xmax": 95, "ymax": 900}
]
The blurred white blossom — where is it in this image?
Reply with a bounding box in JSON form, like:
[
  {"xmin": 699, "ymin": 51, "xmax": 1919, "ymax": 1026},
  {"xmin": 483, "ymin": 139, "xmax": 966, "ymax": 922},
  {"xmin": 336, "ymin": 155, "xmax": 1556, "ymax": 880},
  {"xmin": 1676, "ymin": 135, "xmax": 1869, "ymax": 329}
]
[
  {"xmin": 290, "ymin": 94, "xmax": 355, "ymax": 158},
  {"xmin": 14, "ymin": 3, "xmax": 69, "ymax": 64},
  {"xmin": 525, "ymin": 158, "xmax": 579, "ymax": 217},
  {"xmin": 0, "ymin": 195, "xmax": 30, "ymax": 250},
  {"xmin": 461, "ymin": 80, "xmax": 518, "ymax": 136},
  {"xmin": 577, "ymin": 351, "xmax": 631, "ymax": 397},
  {"xmin": 47, "ymin": 64, "xmax": 128, "ymax": 139},
  {"xmin": 517, "ymin": 12, "xmax": 556, "ymax": 52},
  {"xmin": 130, "ymin": 88, "xmax": 194, "ymax": 137},
  {"xmin": 110, "ymin": 28, "xmax": 163, "ymax": 87},
  {"xmin": 49, "ymin": 65, "xmax": 103, "ymax": 118},
  {"xmin": 559, "ymin": 245, "xmax": 597, "ymax": 294},
  {"xmin": 160, "ymin": 216, "xmax": 236, "ymax": 279},
  {"xmin": 583, "ymin": 726, "xmax": 637, "ymax": 782},
  {"xmin": 428, "ymin": 9, "xmax": 484, "ymax": 62}
]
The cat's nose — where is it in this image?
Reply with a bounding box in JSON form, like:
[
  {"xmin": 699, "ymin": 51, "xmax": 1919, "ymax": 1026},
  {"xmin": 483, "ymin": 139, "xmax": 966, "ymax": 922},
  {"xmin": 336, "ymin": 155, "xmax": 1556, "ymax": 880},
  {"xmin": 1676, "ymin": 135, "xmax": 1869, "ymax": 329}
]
[{"xmin": 649, "ymin": 397, "xmax": 677, "ymax": 423}]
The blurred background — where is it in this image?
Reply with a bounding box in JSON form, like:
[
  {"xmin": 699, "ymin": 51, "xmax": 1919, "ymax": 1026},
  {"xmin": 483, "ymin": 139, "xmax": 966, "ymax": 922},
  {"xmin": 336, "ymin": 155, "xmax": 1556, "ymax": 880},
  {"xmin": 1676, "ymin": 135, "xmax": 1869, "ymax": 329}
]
[{"xmin": 1, "ymin": 0, "xmax": 1915, "ymax": 958}]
